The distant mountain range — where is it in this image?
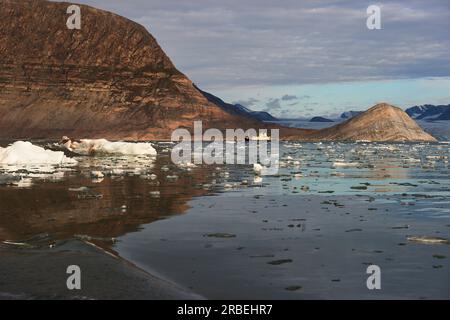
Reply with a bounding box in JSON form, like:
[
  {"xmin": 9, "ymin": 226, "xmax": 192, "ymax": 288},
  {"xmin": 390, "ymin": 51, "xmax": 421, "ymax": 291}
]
[
  {"xmin": 405, "ymin": 104, "xmax": 450, "ymax": 121},
  {"xmin": 195, "ymin": 85, "xmax": 278, "ymax": 122},
  {"xmin": 340, "ymin": 111, "xmax": 363, "ymax": 119},
  {"xmin": 233, "ymin": 102, "xmax": 450, "ymax": 129},
  {"xmin": 310, "ymin": 116, "xmax": 334, "ymax": 123},
  {"xmin": 334, "ymin": 105, "xmax": 450, "ymax": 121}
]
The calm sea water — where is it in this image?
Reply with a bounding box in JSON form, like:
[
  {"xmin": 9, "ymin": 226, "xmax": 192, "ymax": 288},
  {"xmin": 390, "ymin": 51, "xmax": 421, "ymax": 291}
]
[{"xmin": 1, "ymin": 141, "xmax": 449, "ymax": 298}]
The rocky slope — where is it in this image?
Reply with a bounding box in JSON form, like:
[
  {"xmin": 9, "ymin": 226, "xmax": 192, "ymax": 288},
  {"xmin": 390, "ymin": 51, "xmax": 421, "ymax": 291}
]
[
  {"xmin": 316, "ymin": 103, "xmax": 437, "ymax": 142},
  {"xmin": 0, "ymin": 0, "xmax": 437, "ymax": 142},
  {"xmin": 194, "ymin": 85, "xmax": 278, "ymax": 122},
  {"xmin": 0, "ymin": 0, "xmax": 273, "ymax": 140}
]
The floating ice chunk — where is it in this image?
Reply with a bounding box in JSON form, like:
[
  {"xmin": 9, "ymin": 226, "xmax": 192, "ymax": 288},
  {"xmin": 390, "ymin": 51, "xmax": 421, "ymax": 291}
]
[
  {"xmin": 0, "ymin": 141, "xmax": 77, "ymax": 166},
  {"xmin": 110, "ymin": 169, "xmax": 125, "ymax": 176},
  {"xmin": 332, "ymin": 161, "xmax": 359, "ymax": 168},
  {"xmin": 12, "ymin": 178, "xmax": 33, "ymax": 188},
  {"xmin": 177, "ymin": 161, "xmax": 196, "ymax": 169},
  {"xmin": 90, "ymin": 171, "xmax": 104, "ymax": 180},
  {"xmin": 60, "ymin": 138, "xmax": 157, "ymax": 156},
  {"xmin": 407, "ymin": 236, "xmax": 450, "ymax": 245},
  {"xmin": 69, "ymin": 187, "xmax": 90, "ymax": 192},
  {"xmin": 254, "ymin": 176, "xmax": 263, "ymax": 184},
  {"xmin": 149, "ymin": 191, "xmax": 161, "ymax": 198},
  {"xmin": 253, "ymin": 163, "xmax": 263, "ymax": 175}
]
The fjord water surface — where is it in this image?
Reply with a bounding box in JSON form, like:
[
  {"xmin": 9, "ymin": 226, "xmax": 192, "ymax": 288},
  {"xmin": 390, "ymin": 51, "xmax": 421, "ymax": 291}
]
[{"xmin": 1, "ymin": 141, "xmax": 449, "ymax": 298}]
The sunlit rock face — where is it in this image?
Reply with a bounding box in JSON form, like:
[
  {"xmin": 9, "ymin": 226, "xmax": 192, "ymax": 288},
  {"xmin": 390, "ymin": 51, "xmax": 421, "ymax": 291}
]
[
  {"xmin": 0, "ymin": 0, "xmax": 261, "ymax": 140},
  {"xmin": 315, "ymin": 103, "xmax": 437, "ymax": 142}
]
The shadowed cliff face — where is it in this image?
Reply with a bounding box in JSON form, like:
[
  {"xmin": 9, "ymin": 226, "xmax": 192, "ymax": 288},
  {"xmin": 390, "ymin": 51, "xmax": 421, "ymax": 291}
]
[{"xmin": 0, "ymin": 0, "xmax": 264, "ymax": 140}]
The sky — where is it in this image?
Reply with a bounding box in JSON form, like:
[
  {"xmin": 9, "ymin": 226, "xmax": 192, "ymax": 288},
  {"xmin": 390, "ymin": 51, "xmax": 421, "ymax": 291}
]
[{"xmin": 60, "ymin": 0, "xmax": 450, "ymax": 118}]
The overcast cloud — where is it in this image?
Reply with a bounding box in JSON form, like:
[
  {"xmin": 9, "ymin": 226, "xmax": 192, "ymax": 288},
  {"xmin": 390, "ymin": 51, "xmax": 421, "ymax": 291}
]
[
  {"xmin": 55, "ymin": 1, "xmax": 450, "ymax": 116},
  {"xmin": 65, "ymin": 0, "xmax": 450, "ymax": 88}
]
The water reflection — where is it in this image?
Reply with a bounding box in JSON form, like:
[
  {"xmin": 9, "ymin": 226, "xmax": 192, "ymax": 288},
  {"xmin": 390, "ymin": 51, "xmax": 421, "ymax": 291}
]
[
  {"xmin": 0, "ymin": 155, "xmax": 219, "ymax": 246},
  {"xmin": 0, "ymin": 141, "xmax": 449, "ymax": 247}
]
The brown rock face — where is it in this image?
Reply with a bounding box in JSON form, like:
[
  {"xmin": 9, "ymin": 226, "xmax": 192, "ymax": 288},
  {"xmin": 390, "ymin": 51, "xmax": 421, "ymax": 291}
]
[
  {"xmin": 0, "ymin": 0, "xmax": 264, "ymax": 140},
  {"xmin": 315, "ymin": 103, "xmax": 437, "ymax": 142}
]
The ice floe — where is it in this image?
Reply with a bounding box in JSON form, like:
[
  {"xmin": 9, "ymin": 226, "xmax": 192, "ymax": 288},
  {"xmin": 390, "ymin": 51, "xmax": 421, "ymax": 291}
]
[
  {"xmin": 0, "ymin": 141, "xmax": 77, "ymax": 166},
  {"xmin": 58, "ymin": 138, "xmax": 157, "ymax": 156},
  {"xmin": 407, "ymin": 236, "xmax": 450, "ymax": 245}
]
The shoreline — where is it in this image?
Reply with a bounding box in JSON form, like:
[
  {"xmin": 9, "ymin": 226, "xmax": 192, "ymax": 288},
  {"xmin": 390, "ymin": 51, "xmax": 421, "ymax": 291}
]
[{"xmin": 0, "ymin": 239, "xmax": 202, "ymax": 300}]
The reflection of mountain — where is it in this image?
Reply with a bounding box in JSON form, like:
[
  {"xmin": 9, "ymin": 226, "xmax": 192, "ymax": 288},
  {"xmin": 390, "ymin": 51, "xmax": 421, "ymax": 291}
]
[{"xmin": 0, "ymin": 159, "xmax": 217, "ymax": 244}]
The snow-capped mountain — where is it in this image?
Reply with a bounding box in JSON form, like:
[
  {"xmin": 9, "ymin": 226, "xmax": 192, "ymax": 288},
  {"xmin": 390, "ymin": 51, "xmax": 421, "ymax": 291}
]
[{"xmin": 405, "ymin": 104, "xmax": 450, "ymax": 120}]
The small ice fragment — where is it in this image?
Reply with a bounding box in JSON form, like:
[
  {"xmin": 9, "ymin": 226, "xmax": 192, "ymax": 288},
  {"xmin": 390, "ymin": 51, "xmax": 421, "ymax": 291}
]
[
  {"xmin": 90, "ymin": 171, "xmax": 104, "ymax": 179},
  {"xmin": 254, "ymin": 176, "xmax": 263, "ymax": 184},
  {"xmin": 253, "ymin": 163, "xmax": 263, "ymax": 175},
  {"xmin": 68, "ymin": 187, "xmax": 90, "ymax": 192},
  {"xmin": 407, "ymin": 236, "xmax": 450, "ymax": 245},
  {"xmin": 111, "ymin": 169, "xmax": 124, "ymax": 176},
  {"xmin": 149, "ymin": 191, "xmax": 160, "ymax": 198},
  {"xmin": 12, "ymin": 178, "xmax": 33, "ymax": 188}
]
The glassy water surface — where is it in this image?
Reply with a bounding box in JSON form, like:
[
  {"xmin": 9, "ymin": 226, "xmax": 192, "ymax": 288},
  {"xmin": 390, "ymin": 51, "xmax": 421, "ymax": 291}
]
[{"xmin": 1, "ymin": 141, "xmax": 449, "ymax": 298}]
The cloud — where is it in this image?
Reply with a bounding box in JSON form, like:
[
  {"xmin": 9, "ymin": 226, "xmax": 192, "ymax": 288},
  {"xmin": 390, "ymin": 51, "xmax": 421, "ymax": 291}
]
[
  {"xmin": 233, "ymin": 98, "xmax": 259, "ymax": 107},
  {"xmin": 264, "ymin": 98, "xmax": 281, "ymax": 111},
  {"xmin": 56, "ymin": 0, "xmax": 450, "ymax": 90}
]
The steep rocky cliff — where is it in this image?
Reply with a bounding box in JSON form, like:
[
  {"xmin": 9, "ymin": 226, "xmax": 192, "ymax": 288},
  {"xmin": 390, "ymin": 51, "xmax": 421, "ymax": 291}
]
[{"xmin": 0, "ymin": 0, "xmax": 269, "ymax": 140}]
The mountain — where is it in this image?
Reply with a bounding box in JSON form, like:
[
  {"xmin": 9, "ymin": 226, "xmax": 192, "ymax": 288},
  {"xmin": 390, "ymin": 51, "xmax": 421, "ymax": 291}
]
[
  {"xmin": 315, "ymin": 103, "xmax": 437, "ymax": 142},
  {"xmin": 310, "ymin": 116, "xmax": 334, "ymax": 123},
  {"xmin": 340, "ymin": 111, "xmax": 362, "ymax": 119},
  {"xmin": 0, "ymin": 1, "xmax": 437, "ymax": 143},
  {"xmin": 194, "ymin": 86, "xmax": 278, "ymax": 122},
  {"xmin": 437, "ymin": 108, "xmax": 450, "ymax": 120},
  {"xmin": 405, "ymin": 104, "xmax": 450, "ymax": 120},
  {"xmin": 0, "ymin": 0, "xmax": 267, "ymax": 140}
]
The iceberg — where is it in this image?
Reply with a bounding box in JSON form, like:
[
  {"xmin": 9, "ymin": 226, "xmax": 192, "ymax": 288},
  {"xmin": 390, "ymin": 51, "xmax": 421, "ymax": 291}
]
[
  {"xmin": 0, "ymin": 141, "xmax": 77, "ymax": 166},
  {"xmin": 59, "ymin": 138, "xmax": 157, "ymax": 156}
]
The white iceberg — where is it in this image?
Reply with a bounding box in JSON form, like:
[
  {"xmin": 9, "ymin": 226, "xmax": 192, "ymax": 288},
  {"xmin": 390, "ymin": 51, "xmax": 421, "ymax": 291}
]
[
  {"xmin": 0, "ymin": 141, "xmax": 77, "ymax": 166},
  {"xmin": 59, "ymin": 138, "xmax": 157, "ymax": 156}
]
